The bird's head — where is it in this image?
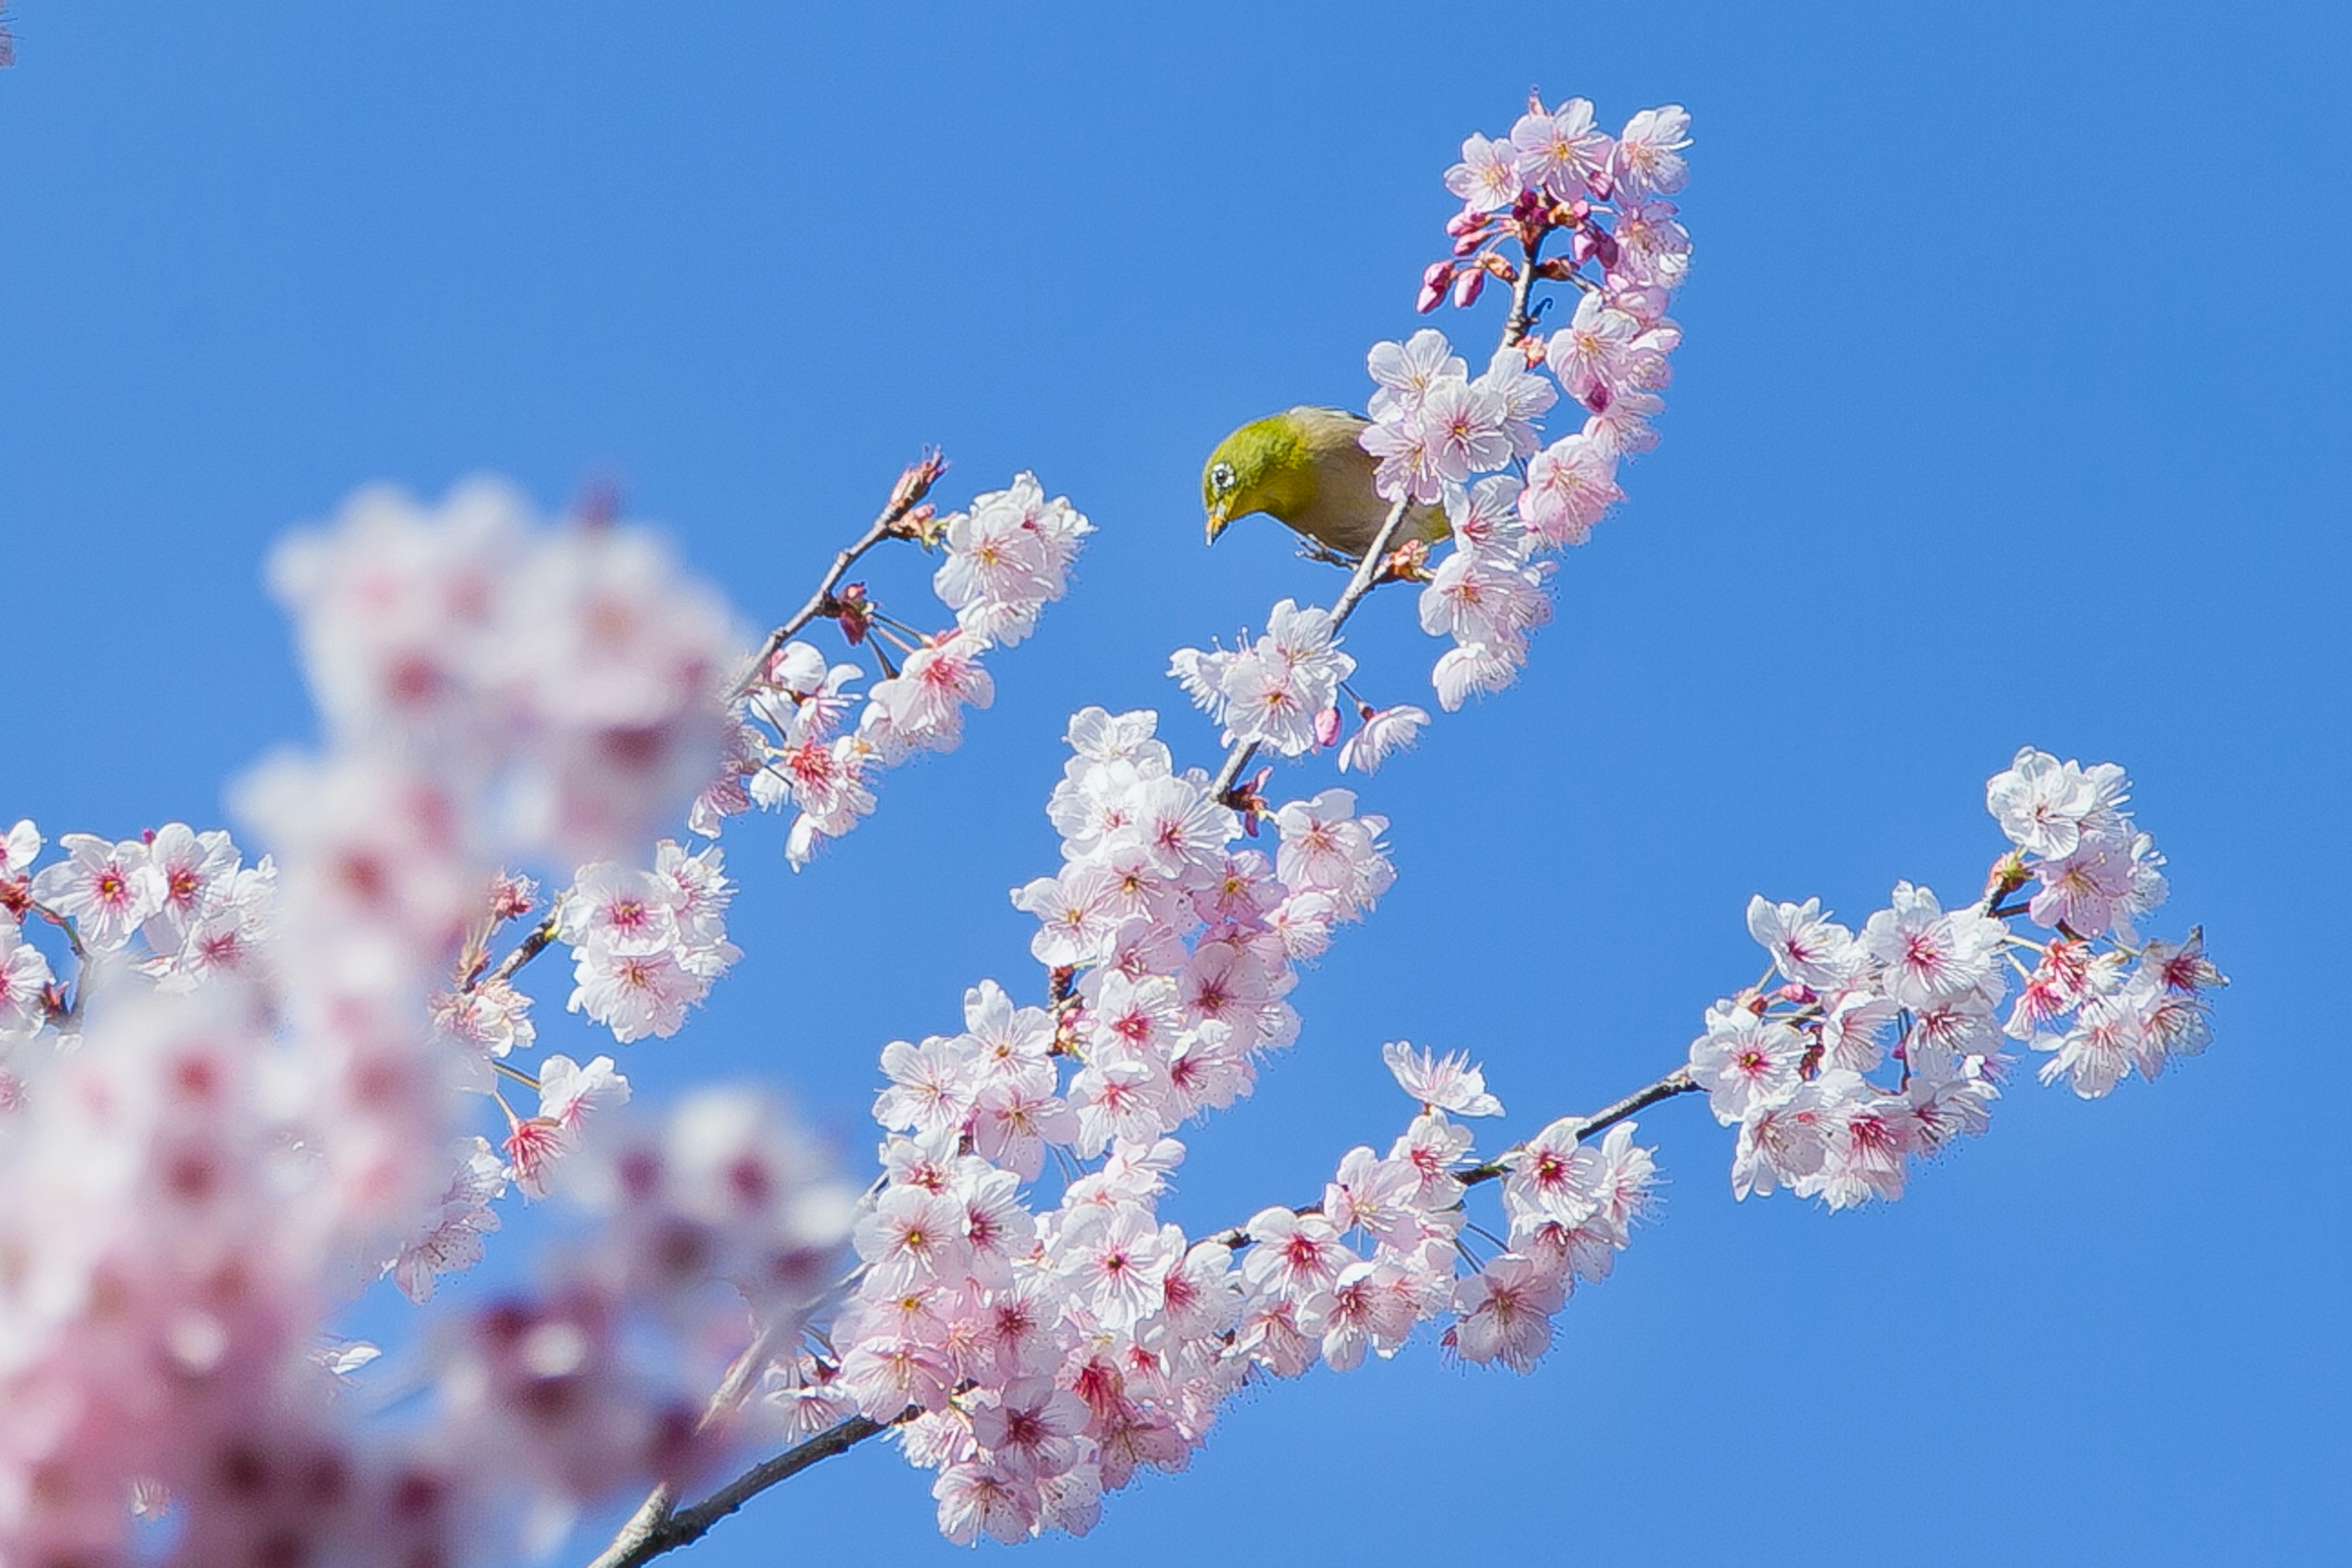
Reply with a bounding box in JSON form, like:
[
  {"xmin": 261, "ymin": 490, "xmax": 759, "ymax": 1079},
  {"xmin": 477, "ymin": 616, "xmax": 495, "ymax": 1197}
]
[{"xmin": 1201, "ymin": 414, "xmax": 1314, "ymax": 546}]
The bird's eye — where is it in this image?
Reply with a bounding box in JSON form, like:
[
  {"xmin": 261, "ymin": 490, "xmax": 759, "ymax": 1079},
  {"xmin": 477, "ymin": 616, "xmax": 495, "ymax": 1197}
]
[{"xmin": 1210, "ymin": 462, "xmax": 1236, "ymax": 494}]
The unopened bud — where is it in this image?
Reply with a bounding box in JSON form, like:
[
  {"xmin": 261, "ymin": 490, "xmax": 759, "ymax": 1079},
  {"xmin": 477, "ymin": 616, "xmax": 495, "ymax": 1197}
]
[
  {"xmin": 1450, "ymin": 268, "xmax": 1485, "ymax": 308},
  {"xmin": 1451, "ymin": 232, "xmax": 1487, "ymax": 258},
  {"xmin": 1415, "ymin": 260, "xmax": 1455, "ymax": 315},
  {"xmin": 1445, "ymin": 207, "xmax": 1489, "ymax": 239},
  {"xmin": 1313, "ymin": 706, "xmax": 1343, "ymax": 749},
  {"xmin": 888, "ymin": 447, "xmax": 949, "ymax": 516},
  {"xmin": 831, "ymin": 583, "xmax": 873, "ymax": 646}
]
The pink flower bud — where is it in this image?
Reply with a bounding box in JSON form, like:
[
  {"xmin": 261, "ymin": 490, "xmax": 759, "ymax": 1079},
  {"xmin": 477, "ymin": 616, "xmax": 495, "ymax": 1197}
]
[
  {"xmin": 1446, "ymin": 207, "xmax": 1488, "ymax": 238},
  {"xmin": 1415, "ymin": 261, "xmax": 1454, "ymax": 315},
  {"xmin": 1313, "ymin": 706, "xmax": 1343, "ymax": 749},
  {"xmin": 1450, "ymin": 268, "xmax": 1485, "ymax": 308},
  {"xmin": 1571, "ymin": 229, "xmax": 1600, "ymax": 264}
]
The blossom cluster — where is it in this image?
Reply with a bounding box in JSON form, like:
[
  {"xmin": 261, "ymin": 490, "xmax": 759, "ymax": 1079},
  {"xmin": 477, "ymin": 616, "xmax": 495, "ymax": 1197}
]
[
  {"xmin": 1688, "ymin": 748, "xmax": 2225, "ymax": 1207},
  {"xmin": 1168, "ymin": 599, "xmax": 1356, "ymax": 758},
  {"xmin": 695, "ymin": 472, "xmax": 1092, "ymax": 866},
  {"xmin": 0, "ymin": 489, "xmax": 854, "ymax": 1567},
  {"xmin": 270, "ymin": 478, "xmax": 741, "ymax": 862},
  {"xmin": 1391, "ymin": 105, "xmax": 1692, "ymax": 714},
  {"xmin": 1170, "ymin": 96, "xmax": 1694, "ymax": 775},
  {"xmin": 758, "ymin": 710, "xmax": 1660, "ymax": 1544},
  {"xmin": 552, "ymin": 840, "xmax": 742, "ymax": 1045}
]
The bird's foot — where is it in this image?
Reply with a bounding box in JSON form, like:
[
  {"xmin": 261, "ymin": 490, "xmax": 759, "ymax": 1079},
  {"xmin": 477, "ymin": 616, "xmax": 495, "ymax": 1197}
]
[{"xmin": 1293, "ymin": 538, "xmax": 1361, "ymax": 570}]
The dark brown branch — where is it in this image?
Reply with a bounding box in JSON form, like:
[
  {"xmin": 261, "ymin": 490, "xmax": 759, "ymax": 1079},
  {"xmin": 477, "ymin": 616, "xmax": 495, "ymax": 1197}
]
[{"xmin": 582, "ymin": 1418, "xmax": 889, "ymax": 1568}]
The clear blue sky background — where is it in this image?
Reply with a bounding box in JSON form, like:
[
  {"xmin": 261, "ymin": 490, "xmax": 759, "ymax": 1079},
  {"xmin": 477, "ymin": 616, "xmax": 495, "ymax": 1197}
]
[{"xmin": 2, "ymin": 3, "xmax": 2345, "ymax": 1564}]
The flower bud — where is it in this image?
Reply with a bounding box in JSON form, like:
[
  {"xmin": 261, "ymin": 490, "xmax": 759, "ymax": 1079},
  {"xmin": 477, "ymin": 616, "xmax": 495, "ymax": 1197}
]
[
  {"xmin": 1451, "ymin": 268, "xmax": 1485, "ymax": 308},
  {"xmin": 1313, "ymin": 706, "xmax": 1343, "ymax": 750},
  {"xmin": 1415, "ymin": 261, "xmax": 1454, "ymax": 315},
  {"xmin": 888, "ymin": 447, "xmax": 949, "ymax": 516}
]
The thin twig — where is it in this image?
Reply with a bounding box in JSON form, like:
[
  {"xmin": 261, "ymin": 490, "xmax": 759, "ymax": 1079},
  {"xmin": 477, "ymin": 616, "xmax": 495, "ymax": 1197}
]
[
  {"xmin": 1208, "ymin": 1066, "xmax": 1700, "ymax": 1250},
  {"xmin": 727, "ymin": 509, "xmax": 907, "ymax": 703},
  {"xmin": 581, "ymin": 1417, "xmax": 889, "ymax": 1568}
]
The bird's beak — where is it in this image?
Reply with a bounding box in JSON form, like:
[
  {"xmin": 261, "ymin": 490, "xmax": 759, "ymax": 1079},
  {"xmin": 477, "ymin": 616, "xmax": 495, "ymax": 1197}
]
[{"xmin": 1205, "ymin": 502, "xmax": 1230, "ymax": 546}]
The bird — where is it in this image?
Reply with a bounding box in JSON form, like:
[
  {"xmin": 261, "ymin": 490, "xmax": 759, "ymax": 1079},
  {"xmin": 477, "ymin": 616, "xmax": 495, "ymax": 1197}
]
[{"xmin": 1200, "ymin": 407, "xmax": 1448, "ymax": 562}]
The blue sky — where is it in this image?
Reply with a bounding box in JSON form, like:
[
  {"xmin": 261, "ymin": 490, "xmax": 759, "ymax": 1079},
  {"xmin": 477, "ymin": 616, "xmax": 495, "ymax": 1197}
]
[{"xmin": 2, "ymin": 2, "xmax": 2345, "ymax": 1564}]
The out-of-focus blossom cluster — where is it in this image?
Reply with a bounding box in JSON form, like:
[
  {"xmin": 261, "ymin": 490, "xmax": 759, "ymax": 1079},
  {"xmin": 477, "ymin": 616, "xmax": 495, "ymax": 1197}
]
[
  {"xmin": 0, "ymin": 487, "xmax": 853, "ymax": 1566},
  {"xmin": 1688, "ymin": 748, "xmax": 2225, "ymax": 1208},
  {"xmin": 270, "ymin": 479, "xmax": 743, "ymax": 864},
  {"xmin": 760, "ymin": 710, "xmax": 1659, "ymax": 1544},
  {"xmin": 693, "ymin": 472, "xmax": 1091, "ymax": 866}
]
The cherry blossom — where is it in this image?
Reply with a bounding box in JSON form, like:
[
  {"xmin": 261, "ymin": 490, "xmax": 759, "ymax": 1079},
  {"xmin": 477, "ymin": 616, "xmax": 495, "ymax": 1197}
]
[{"xmin": 1382, "ymin": 1039, "xmax": 1506, "ymax": 1117}]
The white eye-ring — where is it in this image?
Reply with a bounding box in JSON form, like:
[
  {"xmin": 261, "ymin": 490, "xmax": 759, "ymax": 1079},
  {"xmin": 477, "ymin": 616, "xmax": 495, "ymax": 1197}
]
[{"xmin": 1210, "ymin": 462, "xmax": 1237, "ymax": 493}]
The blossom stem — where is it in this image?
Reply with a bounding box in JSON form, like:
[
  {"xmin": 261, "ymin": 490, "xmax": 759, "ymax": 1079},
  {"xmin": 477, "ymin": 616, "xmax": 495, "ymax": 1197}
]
[{"xmin": 491, "ymin": 1060, "xmax": 541, "ymax": 1091}]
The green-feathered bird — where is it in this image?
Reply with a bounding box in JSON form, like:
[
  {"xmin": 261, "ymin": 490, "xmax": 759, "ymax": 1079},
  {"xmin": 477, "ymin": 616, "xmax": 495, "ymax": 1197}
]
[{"xmin": 1200, "ymin": 407, "xmax": 1448, "ymax": 560}]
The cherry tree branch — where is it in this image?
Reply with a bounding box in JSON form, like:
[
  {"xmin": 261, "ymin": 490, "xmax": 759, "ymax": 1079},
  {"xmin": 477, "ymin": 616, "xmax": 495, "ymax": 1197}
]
[
  {"xmin": 582, "ymin": 1417, "xmax": 890, "ymax": 1568},
  {"xmin": 581, "ymin": 1062, "xmax": 1704, "ymax": 1568},
  {"xmin": 592, "ymin": 220, "xmax": 1610, "ymax": 1564}
]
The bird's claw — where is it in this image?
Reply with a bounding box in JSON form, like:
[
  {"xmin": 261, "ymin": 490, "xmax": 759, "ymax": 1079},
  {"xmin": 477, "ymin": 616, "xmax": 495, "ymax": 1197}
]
[{"xmin": 1294, "ymin": 539, "xmax": 1360, "ymax": 570}]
